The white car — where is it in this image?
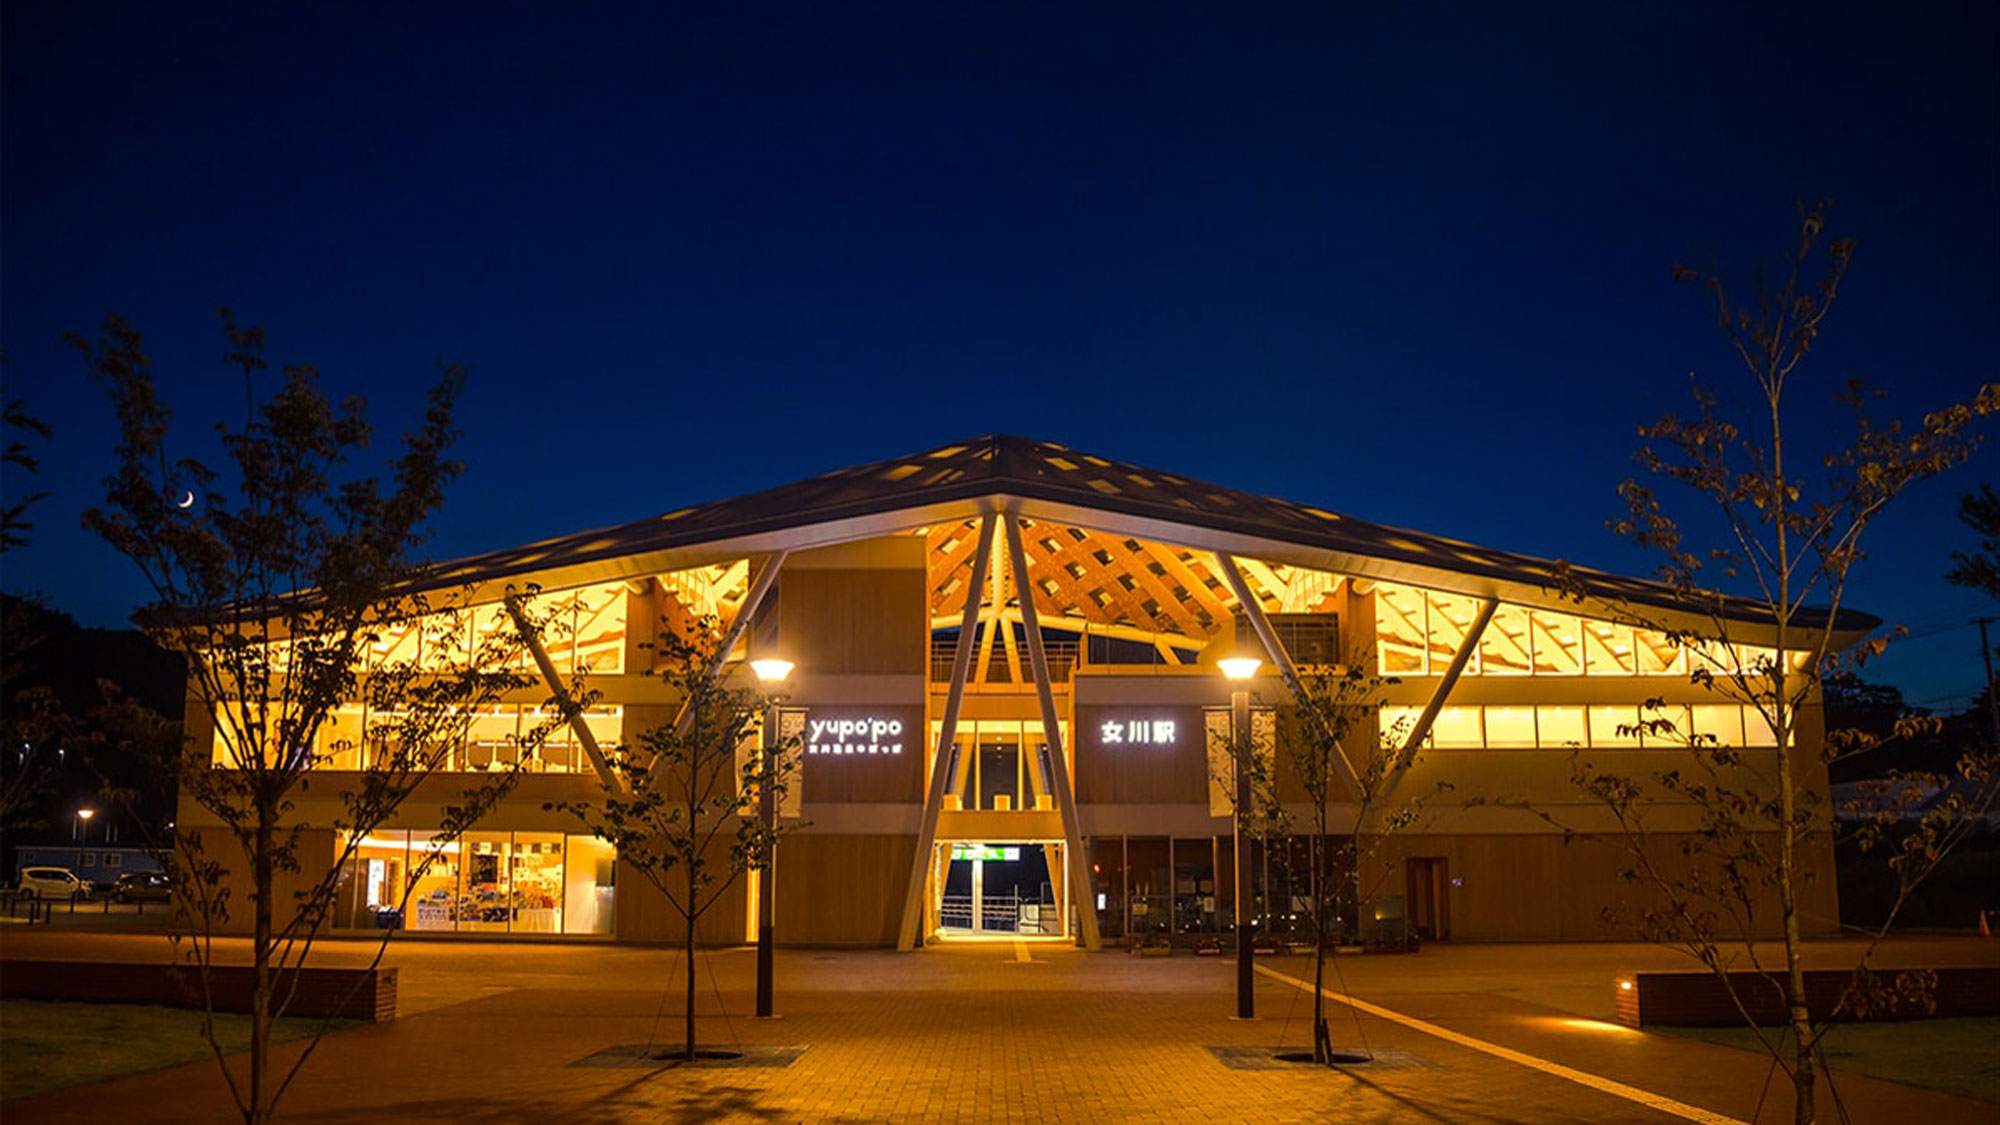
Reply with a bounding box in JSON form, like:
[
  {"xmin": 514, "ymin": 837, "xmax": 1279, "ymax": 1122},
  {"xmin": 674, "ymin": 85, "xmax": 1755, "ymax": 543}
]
[{"xmin": 16, "ymin": 866, "xmax": 90, "ymax": 901}]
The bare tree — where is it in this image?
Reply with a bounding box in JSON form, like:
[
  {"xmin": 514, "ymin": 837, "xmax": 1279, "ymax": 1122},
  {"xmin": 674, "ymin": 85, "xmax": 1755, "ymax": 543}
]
[
  {"xmin": 76, "ymin": 312, "xmax": 550, "ymax": 1125},
  {"xmin": 548, "ymin": 622, "xmax": 799, "ymax": 1062},
  {"xmin": 1261, "ymin": 651, "xmax": 1425, "ymax": 1064},
  {"xmin": 1556, "ymin": 206, "xmax": 1996, "ymax": 1123}
]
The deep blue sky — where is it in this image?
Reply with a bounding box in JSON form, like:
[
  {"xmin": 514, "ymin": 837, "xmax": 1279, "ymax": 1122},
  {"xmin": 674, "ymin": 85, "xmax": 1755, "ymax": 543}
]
[{"xmin": 4, "ymin": 3, "xmax": 1995, "ymax": 711}]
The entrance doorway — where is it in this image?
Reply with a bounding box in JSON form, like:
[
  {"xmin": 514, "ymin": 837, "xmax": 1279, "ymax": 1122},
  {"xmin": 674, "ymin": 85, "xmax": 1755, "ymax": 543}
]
[
  {"xmin": 938, "ymin": 842, "xmax": 1064, "ymax": 936},
  {"xmin": 1405, "ymin": 856, "xmax": 1450, "ymax": 941}
]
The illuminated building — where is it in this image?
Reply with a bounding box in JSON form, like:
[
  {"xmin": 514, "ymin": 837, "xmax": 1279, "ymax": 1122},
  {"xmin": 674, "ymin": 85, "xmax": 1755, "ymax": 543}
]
[{"xmin": 179, "ymin": 436, "xmax": 1859, "ymax": 946}]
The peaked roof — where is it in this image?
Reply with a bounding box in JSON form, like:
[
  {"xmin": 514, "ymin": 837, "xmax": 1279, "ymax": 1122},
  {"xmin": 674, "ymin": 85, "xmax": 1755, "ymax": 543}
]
[{"xmin": 427, "ymin": 435, "xmax": 1875, "ymax": 637}]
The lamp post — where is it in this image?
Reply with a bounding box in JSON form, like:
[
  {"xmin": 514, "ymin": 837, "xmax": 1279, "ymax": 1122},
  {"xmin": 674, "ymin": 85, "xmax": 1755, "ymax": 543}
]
[
  {"xmin": 1219, "ymin": 655, "xmax": 1261, "ymax": 1020},
  {"xmin": 75, "ymin": 807, "xmax": 96, "ymax": 845},
  {"xmin": 749, "ymin": 657, "xmax": 794, "ymax": 1019}
]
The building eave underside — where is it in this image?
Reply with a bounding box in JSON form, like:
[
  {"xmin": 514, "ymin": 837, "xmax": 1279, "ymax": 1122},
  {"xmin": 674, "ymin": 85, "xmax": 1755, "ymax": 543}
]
[{"xmin": 435, "ymin": 483, "xmax": 1876, "ymax": 649}]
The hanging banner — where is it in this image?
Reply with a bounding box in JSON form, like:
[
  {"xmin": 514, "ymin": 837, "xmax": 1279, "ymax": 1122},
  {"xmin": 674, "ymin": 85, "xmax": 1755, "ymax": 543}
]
[
  {"xmin": 735, "ymin": 706, "xmax": 809, "ymax": 817},
  {"xmin": 1205, "ymin": 705, "xmax": 1276, "ymax": 818}
]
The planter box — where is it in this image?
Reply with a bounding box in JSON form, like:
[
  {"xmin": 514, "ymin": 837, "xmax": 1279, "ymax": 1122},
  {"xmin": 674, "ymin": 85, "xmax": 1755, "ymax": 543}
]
[
  {"xmin": 1, "ymin": 960, "xmax": 397, "ymax": 1022},
  {"xmin": 1615, "ymin": 967, "xmax": 2000, "ymax": 1028}
]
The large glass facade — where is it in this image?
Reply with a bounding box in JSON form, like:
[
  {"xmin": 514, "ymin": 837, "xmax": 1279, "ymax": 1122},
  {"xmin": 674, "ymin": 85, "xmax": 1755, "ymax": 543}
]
[
  {"xmin": 1088, "ymin": 834, "xmax": 1350, "ymax": 947},
  {"xmin": 216, "ymin": 704, "xmax": 623, "ymax": 772},
  {"xmin": 336, "ymin": 829, "xmax": 616, "ymax": 935},
  {"xmin": 1374, "ymin": 582, "xmax": 1779, "ymax": 681},
  {"xmin": 1381, "ymin": 702, "xmax": 1782, "ymax": 749}
]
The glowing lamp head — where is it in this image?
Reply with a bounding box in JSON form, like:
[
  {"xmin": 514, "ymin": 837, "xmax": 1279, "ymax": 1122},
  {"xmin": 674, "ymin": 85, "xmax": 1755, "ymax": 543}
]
[
  {"xmin": 76, "ymin": 808, "xmax": 96, "ymax": 821},
  {"xmin": 1218, "ymin": 656, "xmax": 1262, "ymax": 681},
  {"xmin": 750, "ymin": 658, "xmax": 795, "ymax": 685}
]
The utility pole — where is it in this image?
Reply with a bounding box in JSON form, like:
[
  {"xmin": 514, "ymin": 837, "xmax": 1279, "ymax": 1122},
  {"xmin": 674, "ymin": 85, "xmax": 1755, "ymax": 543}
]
[{"xmin": 1976, "ymin": 617, "xmax": 1998, "ymax": 751}]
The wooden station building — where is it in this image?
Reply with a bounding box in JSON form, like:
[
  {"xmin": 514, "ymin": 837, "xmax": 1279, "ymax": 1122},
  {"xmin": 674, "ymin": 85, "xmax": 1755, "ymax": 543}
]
[{"xmin": 180, "ymin": 436, "xmax": 1864, "ymax": 947}]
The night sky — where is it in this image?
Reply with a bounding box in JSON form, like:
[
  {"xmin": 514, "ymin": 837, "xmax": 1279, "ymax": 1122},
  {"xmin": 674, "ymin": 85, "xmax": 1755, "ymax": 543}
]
[{"xmin": 3, "ymin": 3, "xmax": 1995, "ymax": 711}]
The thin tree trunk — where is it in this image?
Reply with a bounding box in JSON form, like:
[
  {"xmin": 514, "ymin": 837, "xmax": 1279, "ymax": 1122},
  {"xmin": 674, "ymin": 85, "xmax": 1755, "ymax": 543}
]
[
  {"xmin": 1313, "ymin": 899, "xmax": 1328, "ymax": 1061},
  {"xmin": 250, "ymin": 813, "xmax": 273, "ymax": 1124},
  {"xmin": 1777, "ymin": 661, "xmax": 1815, "ymax": 1123},
  {"xmin": 1770, "ymin": 381, "xmax": 1816, "ymax": 1124},
  {"xmin": 685, "ymin": 817, "xmax": 698, "ymax": 1061}
]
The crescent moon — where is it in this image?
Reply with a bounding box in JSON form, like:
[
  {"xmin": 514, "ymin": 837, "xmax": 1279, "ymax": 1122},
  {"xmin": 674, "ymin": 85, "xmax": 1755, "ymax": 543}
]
[{"xmin": 177, "ymin": 491, "xmax": 195, "ymax": 509}]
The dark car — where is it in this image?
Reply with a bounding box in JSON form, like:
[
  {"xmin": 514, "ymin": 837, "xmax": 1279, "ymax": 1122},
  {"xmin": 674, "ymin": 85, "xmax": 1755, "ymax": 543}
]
[{"xmin": 111, "ymin": 871, "xmax": 171, "ymax": 903}]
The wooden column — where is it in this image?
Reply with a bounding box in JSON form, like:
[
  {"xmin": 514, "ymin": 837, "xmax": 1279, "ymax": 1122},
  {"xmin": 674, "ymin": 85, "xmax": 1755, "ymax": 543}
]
[
  {"xmin": 896, "ymin": 513, "xmax": 996, "ymax": 950},
  {"xmin": 1003, "ymin": 510, "xmax": 1101, "ymax": 951}
]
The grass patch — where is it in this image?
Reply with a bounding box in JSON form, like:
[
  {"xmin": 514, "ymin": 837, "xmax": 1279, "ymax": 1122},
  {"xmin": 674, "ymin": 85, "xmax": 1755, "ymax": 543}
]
[
  {"xmin": 1658, "ymin": 1017, "xmax": 2000, "ymax": 1104},
  {"xmin": 0, "ymin": 1000, "xmax": 362, "ymax": 1102}
]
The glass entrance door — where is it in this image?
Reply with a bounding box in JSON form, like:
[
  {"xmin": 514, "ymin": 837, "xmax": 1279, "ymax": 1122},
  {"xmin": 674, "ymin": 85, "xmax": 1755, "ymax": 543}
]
[{"xmin": 937, "ymin": 842, "xmax": 1063, "ymax": 936}]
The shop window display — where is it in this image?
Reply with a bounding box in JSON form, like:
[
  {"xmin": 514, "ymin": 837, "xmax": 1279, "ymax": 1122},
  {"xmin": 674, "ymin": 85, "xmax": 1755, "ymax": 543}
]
[{"xmin": 344, "ymin": 829, "xmax": 616, "ymax": 935}]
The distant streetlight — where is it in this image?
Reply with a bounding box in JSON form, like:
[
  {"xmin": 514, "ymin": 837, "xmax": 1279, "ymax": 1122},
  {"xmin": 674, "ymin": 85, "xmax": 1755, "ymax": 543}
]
[
  {"xmin": 751, "ymin": 657, "xmax": 794, "ymax": 1018},
  {"xmin": 75, "ymin": 807, "xmax": 97, "ymax": 844},
  {"xmin": 1220, "ymin": 653, "xmax": 1261, "ymax": 1019}
]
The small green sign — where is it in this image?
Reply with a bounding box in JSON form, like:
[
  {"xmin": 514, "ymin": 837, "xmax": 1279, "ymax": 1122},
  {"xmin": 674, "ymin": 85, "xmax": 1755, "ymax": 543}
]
[{"xmin": 949, "ymin": 845, "xmax": 1020, "ymax": 862}]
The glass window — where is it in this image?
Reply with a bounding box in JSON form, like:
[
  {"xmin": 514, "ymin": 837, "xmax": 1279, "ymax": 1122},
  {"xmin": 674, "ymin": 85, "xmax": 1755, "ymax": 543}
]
[
  {"xmin": 1379, "ymin": 707, "xmax": 1423, "ymax": 747},
  {"xmin": 407, "ymin": 833, "xmax": 460, "ymax": 931},
  {"xmin": 1689, "ymin": 705, "xmax": 1744, "ymax": 748},
  {"xmin": 1587, "ymin": 706, "xmax": 1641, "ymax": 747},
  {"xmin": 1633, "ymin": 629, "xmax": 1683, "ymax": 675},
  {"xmin": 367, "ymin": 621, "xmax": 422, "ymax": 670},
  {"xmin": 1582, "ymin": 620, "xmax": 1635, "ymax": 675},
  {"xmin": 1743, "ymin": 707, "xmax": 1780, "ymax": 746},
  {"xmin": 470, "ymin": 605, "xmax": 530, "ymax": 672},
  {"xmin": 1536, "ymin": 706, "xmax": 1587, "ymax": 747},
  {"xmin": 1425, "ymin": 592, "xmax": 1482, "ymax": 675},
  {"xmin": 563, "ymin": 834, "xmax": 616, "ymax": 935},
  {"xmin": 339, "ymin": 830, "xmax": 410, "ymax": 929},
  {"xmin": 977, "ymin": 741, "xmax": 1021, "ymax": 811},
  {"xmin": 1125, "ymin": 836, "xmax": 1171, "ymax": 942},
  {"xmin": 419, "ymin": 608, "xmax": 472, "ymax": 670},
  {"xmin": 1483, "ymin": 707, "xmax": 1536, "ymax": 748},
  {"xmin": 1088, "ymin": 836, "xmax": 1125, "ymax": 941},
  {"xmin": 1173, "ymin": 837, "xmax": 1218, "ymax": 936},
  {"xmin": 1430, "ymin": 707, "xmax": 1483, "ymax": 748},
  {"xmin": 465, "ymin": 707, "xmax": 520, "ymax": 772},
  {"xmin": 1530, "ymin": 610, "xmax": 1583, "ymax": 675},
  {"xmin": 1736, "ymin": 646, "xmax": 1781, "ymax": 679},
  {"xmin": 1639, "ymin": 704, "xmax": 1691, "ymax": 748},
  {"xmin": 511, "ymin": 833, "xmax": 566, "ymax": 934},
  {"xmin": 570, "ymin": 585, "xmax": 629, "ymax": 674},
  {"xmin": 1478, "ymin": 605, "xmax": 1534, "ymax": 675},
  {"xmin": 458, "ymin": 833, "xmax": 513, "ymax": 933},
  {"xmin": 1375, "ymin": 584, "xmax": 1429, "ymax": 675},
  {"xmin": 314, "ymin": 707, "xmax": 367, "ymax": 770}
]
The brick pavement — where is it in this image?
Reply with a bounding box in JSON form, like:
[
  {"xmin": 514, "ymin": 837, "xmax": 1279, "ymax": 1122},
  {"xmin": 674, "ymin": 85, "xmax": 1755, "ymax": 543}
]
[{"xmin": 4, "ymin": 933, "xmax": 1997, "ymax": 1123}]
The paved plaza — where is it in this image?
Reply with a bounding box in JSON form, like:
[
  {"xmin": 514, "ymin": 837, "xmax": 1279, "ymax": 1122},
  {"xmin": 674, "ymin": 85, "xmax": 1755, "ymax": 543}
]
[{"xmin": 3, "ymin": 925, "xmax": 1996, "ymax": 1123}]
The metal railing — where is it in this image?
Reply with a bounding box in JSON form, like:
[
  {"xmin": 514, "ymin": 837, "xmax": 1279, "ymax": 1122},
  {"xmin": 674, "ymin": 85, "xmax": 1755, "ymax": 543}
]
[
  {"xmin": 930, "ymin": 641, "xmax": 1079, "ymax": 685},
  {"xmin": 940, "ymin": 890, "xmax": 1064, "ymax": 935}
]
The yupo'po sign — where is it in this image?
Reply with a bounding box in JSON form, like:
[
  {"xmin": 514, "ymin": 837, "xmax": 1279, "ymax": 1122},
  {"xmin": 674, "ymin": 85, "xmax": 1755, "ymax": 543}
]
[{"xmin": 805, "ymin": 715, "xmax": 905, "ymax": 756}]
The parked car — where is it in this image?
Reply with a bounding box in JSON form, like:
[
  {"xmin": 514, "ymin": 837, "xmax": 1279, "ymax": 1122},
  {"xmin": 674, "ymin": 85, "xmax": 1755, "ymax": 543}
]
[
  {"xmin": 16, "ymin": 867, "xmax": 90, "ymax": 901},
  {"xmin": 111, "ymin": 871, "xmax": 171, "ymax": 903}
]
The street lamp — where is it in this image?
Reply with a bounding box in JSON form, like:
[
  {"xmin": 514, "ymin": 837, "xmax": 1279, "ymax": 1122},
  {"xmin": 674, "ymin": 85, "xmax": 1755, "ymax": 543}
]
[
  {"xmin": 75, "ymin": 807, "xmax": 96, "ymax": 845},
  {"xmin": 749, "ymin": 657, "xmax": 794, "ymax": 1018},
  {"xmin": 1221, "ymin": 654, "xmax": 1260, "ymax": 1020}
]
